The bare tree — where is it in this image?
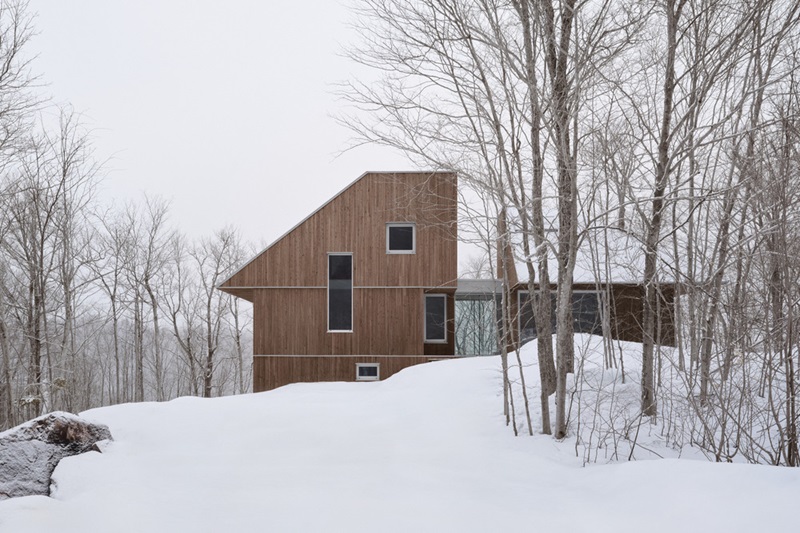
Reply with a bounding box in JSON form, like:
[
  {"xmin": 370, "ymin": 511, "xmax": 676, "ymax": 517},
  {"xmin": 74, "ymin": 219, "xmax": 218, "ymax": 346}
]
[
  {"xmin": 123, "ymin": 197, "xmax": 173, "ymax": 402},
  {"xmin": 163, "ymin": 234, "xmax": 203, "ymax": 396},
  {"xmin": 190, "ymin": 228, "xmax": 240, "ymax": 397},
  {"xmin": 92, "ymin": 210, "xmax": 135, "ymax": 403},
  {"xmin": 342, "ymin": 0, "xmax": 644, "ymax": 438}
]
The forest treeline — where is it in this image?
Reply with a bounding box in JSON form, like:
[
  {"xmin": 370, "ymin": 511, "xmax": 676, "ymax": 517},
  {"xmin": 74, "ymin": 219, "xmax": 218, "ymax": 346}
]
[
  {"xmin": 4, "ymin": 0, "xmax": 800, "ymax": 467},
  {"xmin": 0, "ymin": 1, "xmax": 253, "ymax": 431},
  {"xmin": 344, "ymin": 0, "xmax": 800, "ymax": 465}
]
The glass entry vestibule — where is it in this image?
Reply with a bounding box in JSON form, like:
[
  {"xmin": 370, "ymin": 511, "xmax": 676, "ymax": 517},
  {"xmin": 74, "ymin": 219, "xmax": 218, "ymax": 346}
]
[{"xmin": 454, "ymin": 279, "xmax": 605, "ymax": 355}]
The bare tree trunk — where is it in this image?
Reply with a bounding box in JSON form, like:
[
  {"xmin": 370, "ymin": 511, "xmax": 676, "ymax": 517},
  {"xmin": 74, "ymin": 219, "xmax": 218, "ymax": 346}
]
[
  {"xmin": 145, "ymin": 279, "xmax": 164, "ymax": 401},
  {"xmin": 28, "ymin": 275, "xmax": 43, "ymax": 418},
  {"xmin": 203, "ymin": 305, "xmax": 214, "ymax": 398},
  {"xmin": 230, "ymin": 298, "xmax": 246, "ymax": 394},
  {"xmin": 641, "ymin": 0, "xmax": 682, "ymax": 418},
  {"xmin": 134, "ymin": 293, "xmax": 144, "ymax": 402},
  {"xmin": 0, "ymin": 314, "xmax": 14, "ymax": 428},
  {"xmin": 538, "ymin": 0, "xmax": 579, "ymax": 439},
  {"xmin": 498, "ymin": 209, "xmax": 533, "ymax": 435},
  {"xmin": 515, "ymin": 0, "xmax": 556, "ymax": 434},
  {"xmin": 111, "ymin": 298, "xmax": 120, "ymax": 403}
]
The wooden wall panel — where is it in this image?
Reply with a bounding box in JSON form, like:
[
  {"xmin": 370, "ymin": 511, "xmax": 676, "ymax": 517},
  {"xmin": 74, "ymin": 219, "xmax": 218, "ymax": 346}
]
[
  {"xmin": 253, "ymin": 287, "xmax": 441, "ymax": 356},
  {"xmin": 221, "ymin": 172, "xmax": 458, "ymax": 291},
  {"xmin": 607, "ymin": 284, "xmax": 675, "ymax": 346},
  {"xmin": 507, "ymin": 283, "xmax": 676, "ymax": 347},
  {"xmin": 253, "ymin": 355, "xmax": 454, "ymax": 392}
]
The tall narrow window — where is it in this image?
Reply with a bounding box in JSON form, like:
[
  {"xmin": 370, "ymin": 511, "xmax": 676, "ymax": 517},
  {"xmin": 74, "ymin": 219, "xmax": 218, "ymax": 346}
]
[
  {"xmin": 386, "ymin": 223, "xmax": 416, "ymax": 254},
  {"xmin": 328, "ymin": 254, "xmax": 352, "ymax": 332},
  {"xmin": 425, "ymin": 294, "xmax": 447, "ymax": 343}
]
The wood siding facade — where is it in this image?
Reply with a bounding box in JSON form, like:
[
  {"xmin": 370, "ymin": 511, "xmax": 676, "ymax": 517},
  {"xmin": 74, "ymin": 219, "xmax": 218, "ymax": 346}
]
[
  {"xmin": 509, "ymin": 282, "xmax": 676, "ymax": 347},
  {"xmin": 252, "ymin": 287, "xmax": 456, "ymax": 356},
  {"xmin": 254, "ymin": 355, "xmax": 453, "ymax": 391},
  {"xmin": 219, "ymin": 172, "xmax": 458, "ymax": 391},
  {"xmin": 222, "ymin": 172, "xmax": 457, "ymax": 297}
]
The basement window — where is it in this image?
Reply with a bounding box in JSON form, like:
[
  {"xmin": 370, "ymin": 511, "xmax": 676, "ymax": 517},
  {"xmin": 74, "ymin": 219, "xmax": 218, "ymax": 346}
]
[
  {"xmin": 356, "ymin": 363, "xmax": 380, "ymax": 381},
  {"xmin": 386, "ymin": 223, "xmax": 416, "ymax": 254}
]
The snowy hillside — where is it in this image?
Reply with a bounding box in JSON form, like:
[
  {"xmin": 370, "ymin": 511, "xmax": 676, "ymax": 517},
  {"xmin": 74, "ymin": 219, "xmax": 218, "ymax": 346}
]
[{"xmin": 1, "ymin": 337, "xmax": 798, "ymax": 532}]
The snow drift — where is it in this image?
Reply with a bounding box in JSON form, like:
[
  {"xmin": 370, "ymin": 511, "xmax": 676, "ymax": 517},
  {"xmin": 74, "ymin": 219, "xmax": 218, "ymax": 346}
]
[{"xmin": 0, "ymin": 336, "xmax": 797, "ymax": 532}]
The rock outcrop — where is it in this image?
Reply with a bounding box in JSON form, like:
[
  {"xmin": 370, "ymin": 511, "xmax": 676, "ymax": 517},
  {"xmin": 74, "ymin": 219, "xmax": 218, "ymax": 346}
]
[{"xmin": 0, "ymin": 411, "xmax": 112, "ymax": 499}]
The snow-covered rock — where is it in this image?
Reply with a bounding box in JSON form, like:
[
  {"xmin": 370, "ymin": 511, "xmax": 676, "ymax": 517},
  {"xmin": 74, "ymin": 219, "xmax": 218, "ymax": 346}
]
[{"xmin": 0, "ymin": 411, "xmax": 112, "ymax": 500}]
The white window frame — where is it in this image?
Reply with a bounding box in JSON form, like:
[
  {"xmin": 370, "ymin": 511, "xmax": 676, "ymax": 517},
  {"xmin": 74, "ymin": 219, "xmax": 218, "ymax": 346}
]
[
  {"xmin": 386, "ymin": 222, "xmax": 416, "ymax": 254},
  {"xmin": 327, "ymin": 252, "xmax": 353, "ymax": 333},
  {"xmin": 424, "ymin": 293, "xmax": 448, "ymax": 344},
  {"xmin": 356, "ymin": 363, "xmax": 380, "ymax": 381}
]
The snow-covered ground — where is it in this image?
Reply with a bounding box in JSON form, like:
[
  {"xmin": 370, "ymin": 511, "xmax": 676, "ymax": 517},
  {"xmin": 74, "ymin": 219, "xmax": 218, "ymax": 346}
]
[{"xmin": 1, "ymin": 336, "xmax": 798, "ymax": 532}]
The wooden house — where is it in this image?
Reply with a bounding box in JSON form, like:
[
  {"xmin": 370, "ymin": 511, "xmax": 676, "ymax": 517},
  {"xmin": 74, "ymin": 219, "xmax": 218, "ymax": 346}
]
[
  {"xmin": 219, "ymin": 171, "xmax": 675, "ymax": 392},
  {"xmin": 486, "ymin": 212, "xmax": 675, "ymax": 351},
  {"xmin": 218, "ymin": 171, "xmax": 459, "ymax": 392},
  {"xmin": 510, "ymin": 227, "xmax": 677, "ymax": 349}
]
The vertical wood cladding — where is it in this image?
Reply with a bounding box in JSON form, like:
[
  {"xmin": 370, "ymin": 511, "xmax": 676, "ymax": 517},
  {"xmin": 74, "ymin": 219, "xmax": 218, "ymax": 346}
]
[
  {"xmin": 605, "ymin": 284, "xmax": 676, "ymax": 346},
  {"xmin": 220, "ymin": 171, "xmax": 459, "ymax": 389},
  {"xmin": 508, "ymin": 283, "xmax": 676, "ymax": 346},
  {"xmin": 253, "ymin": 356, "xmax": 454, "ymax": 392},
  {"xmin": 221, "ymin": 172, "xmax": 458, "ymax": 291},
  {"xmin": 254, "ymin": 287, "xmax": 428, "ymax": 355}
]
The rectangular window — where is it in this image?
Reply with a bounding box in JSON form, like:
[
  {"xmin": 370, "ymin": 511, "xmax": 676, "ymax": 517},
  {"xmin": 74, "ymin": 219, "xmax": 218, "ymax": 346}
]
[
  {"xmin": 425, "ymin": 294, "xmax": 447, "ymax": 343},
  {"xmin": 386, "ymin": 223, "xmax": 415, "ymax": 254},
  {"xmin": 517, "ymin": 291, "xmax": 556, "ymax": 341},
  {"xmin": 517, "ymin": 290, "xmax": 602, "ymax": 341},
  {"xmin": 572, "ymin": 291, "xmax": 603, "ymax": 335},
  {"xmin": 356, "ymin": 363, "xmax": 380, "ymax": 381},
  {"xmin": 328, "ymin": 254, "xmax": 352, "ymax": 332}
]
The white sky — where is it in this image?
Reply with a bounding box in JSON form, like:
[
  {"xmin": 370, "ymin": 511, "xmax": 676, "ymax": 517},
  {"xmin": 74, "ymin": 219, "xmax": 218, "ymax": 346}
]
[{"xmin": 30, "ymin": 1, "xmax": 413, "ymax": 247}]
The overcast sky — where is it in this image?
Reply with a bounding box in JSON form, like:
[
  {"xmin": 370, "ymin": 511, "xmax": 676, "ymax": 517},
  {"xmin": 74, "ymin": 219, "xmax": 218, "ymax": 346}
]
[{"xmin": 30, "ymin": 1, "xmax": 412, "ymax": 247}]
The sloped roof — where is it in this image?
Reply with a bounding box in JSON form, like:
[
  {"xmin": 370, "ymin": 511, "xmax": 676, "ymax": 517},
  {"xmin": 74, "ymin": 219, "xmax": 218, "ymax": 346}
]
[
  {"xmin": 218, "ymin": 170, "xmax": 372, "ymax": 292},
  {"xmin": 218, "ymin": 170, "xmax": 458, "ymax": 300}
]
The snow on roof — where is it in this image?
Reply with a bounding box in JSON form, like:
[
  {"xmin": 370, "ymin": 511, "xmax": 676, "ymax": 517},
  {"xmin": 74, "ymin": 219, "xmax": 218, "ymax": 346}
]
[{"xmin": 515, "ymin": 228, "xmax": 677, "ymax": 284}]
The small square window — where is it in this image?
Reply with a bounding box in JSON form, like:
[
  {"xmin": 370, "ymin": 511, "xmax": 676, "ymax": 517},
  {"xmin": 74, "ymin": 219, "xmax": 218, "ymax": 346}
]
[
  {"xmin": 387, "ymin": 223, "xmax": 415, "ymax": 254},
  {"xmin": 356, "ymin": 363, "xmax": 380, "ymax": 381}
]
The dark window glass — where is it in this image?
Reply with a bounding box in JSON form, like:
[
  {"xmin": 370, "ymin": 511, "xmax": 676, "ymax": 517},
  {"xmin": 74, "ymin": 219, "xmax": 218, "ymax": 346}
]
[
  {"xmin": 425, "ymin": 295, "xmax": 446, "ymax": 341},
  {"xmin": 388, "ymin": 225, "xmax": 414, "ymax": 252},
  {"xmin": 517, "ymin": 291, "xmax": 602, "ymax": 340},
  {"xmin": 358, "ymin": 365, "xmax": 378, "ymax": 377},
  {"xmin": 572, "ymin": 292, "xmax": 602, "ymax": 335},
  {"xmin": 517, "ymin": 292, "xmax": 556, "ymax": 341},
  {"xmin": 328, "ymin": 254, "xmax": 352, "ymax": 331}
]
